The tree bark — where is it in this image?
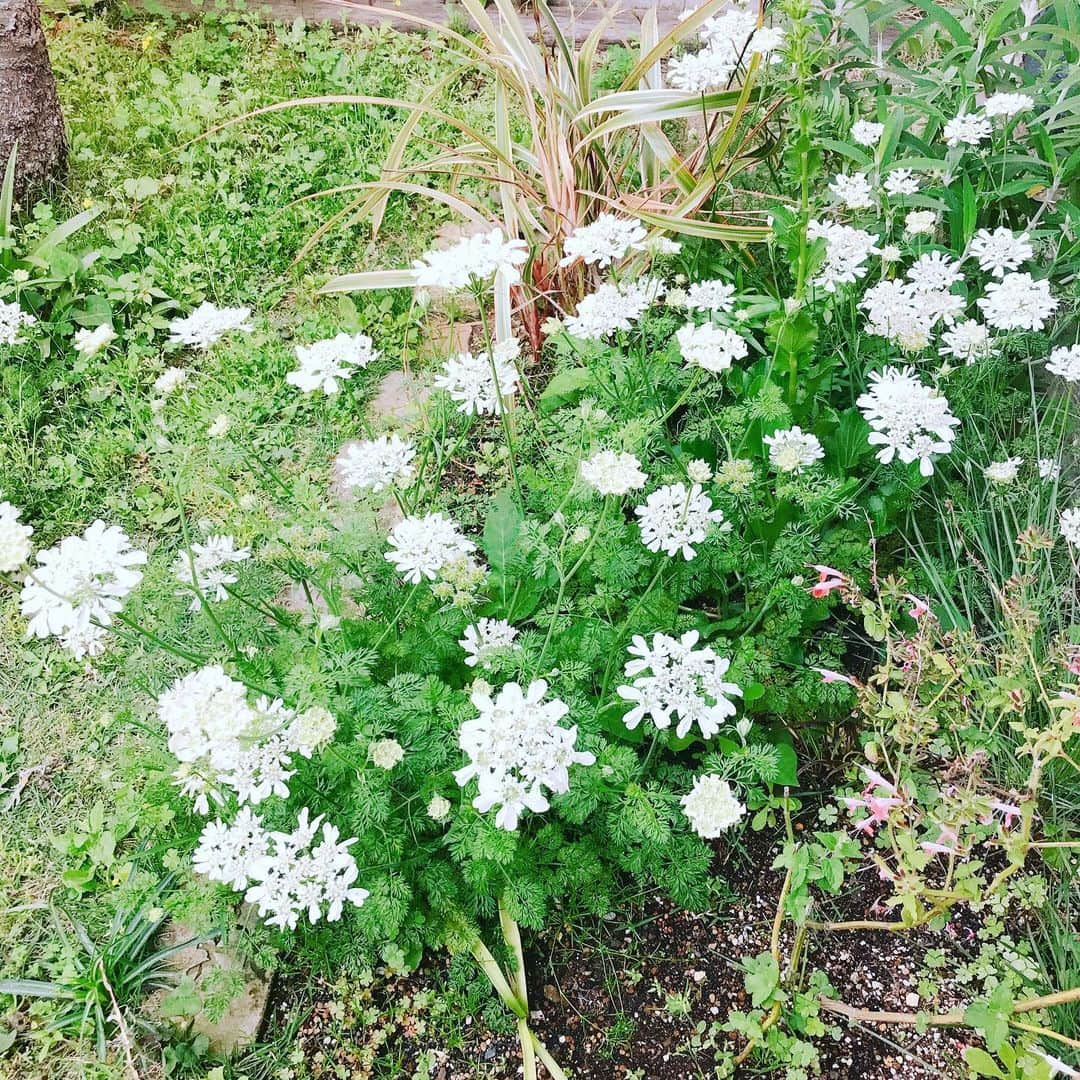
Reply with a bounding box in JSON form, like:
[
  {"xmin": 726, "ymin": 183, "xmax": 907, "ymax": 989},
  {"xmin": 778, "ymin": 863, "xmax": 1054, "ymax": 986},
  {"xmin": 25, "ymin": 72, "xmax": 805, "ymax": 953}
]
[{"xmin": 0, "ymin": 0, "xmax": 66, "ymax": 205}]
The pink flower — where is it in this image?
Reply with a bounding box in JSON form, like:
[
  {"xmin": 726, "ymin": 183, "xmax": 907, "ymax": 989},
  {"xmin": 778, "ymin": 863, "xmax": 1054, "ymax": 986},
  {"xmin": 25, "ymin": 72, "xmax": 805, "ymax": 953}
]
[
  {"xmin": 905, "ymin": 594, "xmax": 932, "ymax": 620},
  {"xmin": 1067, "ymin": 651, "xmax": 1080, "ymax": 677},
  {"xmin": 815, "ymin": 667, "xmax": 857, "ymax": 686},
  {"xmin": 988, "ymin": 800, "xmax": 1022, "ymax": 829},
  {"xmin": 853, "ymin": 816, "xmax": 877, "ymax": 836},
  {"xmin": 861, "ymin": 766, "xmax": 898, "ymax": 796},
  {"xmin": 920, "ymin": 826, "xmax": 958, "ymax": 856},
  {"xmin": 809, "ymin": 565, "xmax": 846, "ymax": 599},
  {"xmin": 867, "ymin": 795, "xmax": 902, "ymax": 821}
]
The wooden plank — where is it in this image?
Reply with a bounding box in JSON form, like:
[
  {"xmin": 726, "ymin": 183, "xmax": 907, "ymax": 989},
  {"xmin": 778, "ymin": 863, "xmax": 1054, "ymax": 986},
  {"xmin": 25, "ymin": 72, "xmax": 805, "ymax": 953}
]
[{"xmin": 133, "ymin": 0, "xmax": 690, "ymax": 43}]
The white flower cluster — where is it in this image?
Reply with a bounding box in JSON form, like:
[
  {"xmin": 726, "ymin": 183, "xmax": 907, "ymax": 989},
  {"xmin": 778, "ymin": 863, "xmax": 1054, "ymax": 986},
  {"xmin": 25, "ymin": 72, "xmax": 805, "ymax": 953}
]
[
  {"xmin": 883, "ymin": 169, "xmax": 919, "ymax": 197},
  {"xmin": 160, "ymin": 665, "xmax": 335, "ymax": 814},
  {"xmin": 850, "ymin": 119, "xmax": 884, "ymax": 147},
  {"xmin": 683, "ymin": 279, "xmax": 736, "ymax": 313},
  {"xmin": 580, "ymin": 450, "xmax": 648, "ymax": 496},
  {"xmin": 859, "ymin": 265, "xmax": 963, "ymax": 353},
  {"xmin": 676, "ymin": 321, "xmax": 748, "ymax": 372},
  {"xmin": 173, "ymin": 534, "xmax": 251, "ymax": 610},
  {"xmin": 857, "ymin": 365, "xmax": 960, "ymax": 476},
  {"xmin": 635, "ymin": 482, "xmax": 727, "ymax": 560},
  {"xmin": 940, "ymin": 320, "xmax": 994, "ymax": 364},
  {"xmin": 435, "ymin": 340, "xmax": 521, "ymax": 415},
  {"xmin": 764, "ymin": 426, "xmax": 824, "ymax": 474},
  {"xmin": 681, "ymin": 775, "xmax": 746, "ymax": 838},
  {"xmin": 1060, "ymin": 508, "xmax": 1080, "ymax": 548},
  {"xmin": 560, "ymin": 213, "xmax": 646, "ymax": 268},
  {"xmin": 984, "ymin": 457, "xmax": 1023, "ymax": 484},
  {"xmin": 154, "ymin": 366, "xmax": 189, "ymax": 397},
  {"xmin": 0, "ymin": 500, "xmax": 33, "ymax": 574},
  {"xmin": 336, "ymin": 434, "xmax": 417, "ymax": 493},
  {"xmin": 412, "ymin": 228, "xmax": 527, "ymax": 291},
  {"xmin": 168, "ymin": 302, "xmax": 253, "ymax": 349},
  {"xmin": 20, "ymin": 520, "xmax": 146, "ymax": 659},
  {"xmin": 943, "ymin": 110, "xmax": 991, "ymax": 148},
  {"xmin": 983, "ymin": 92, "xmax": 1034, "ymax": 118},
  {"xmin": 194, "ymin": 808, "xmax": 368, "ymax": 929},
  {"xmin": 286, "ymin": 333, "xmax": 379, "ymax": 395},
  {"xmin": 668, "ymin": 3, "xmax": 766, "ymax": 91},
  {"xmin": 564, "ymin": 277, "xmax": 665, "ymax": 340},
  {"xmin": 977, "ymin": 272, "xmax": 1058, "ymax": 331},
  {"xmin": 969, "ymin": 227, "xmax": 1032, "ymax": 278},
  {"xmin": 1046, "ymin": 344, "xmax": 1080, "ymax": 383},
  {"xmin": 385, "ymin": 512, "xmax": 476, "ymax": 583},
  {"xmin": 807, "ymin": 219, "xmax": 880, "ymax": 292},
  {"xmin": 617, "ymin": 630, "xmax": 742, "ymax": 740},
  {"xmin": 73, "ymin": 324, "xmax": 117, "ymax": 359},
  {"xmin": 828, "ymin": 172, "xmax": 874, "ymax": 210},
  {"xmin": 0, "ymin": 299, "xmax": 36, "ymax": 346},
  {"xmin": 459, "ymin": 618, "xmax": 520, "ymax": 668},
  {"xmin": 454, "ymin": 680, "xmax": 594, "ymax": 831}
]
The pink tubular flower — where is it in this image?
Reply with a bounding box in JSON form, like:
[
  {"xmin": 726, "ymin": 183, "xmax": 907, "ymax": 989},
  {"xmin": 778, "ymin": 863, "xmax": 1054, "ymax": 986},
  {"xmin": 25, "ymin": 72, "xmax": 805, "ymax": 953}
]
[
  {"xmin": 809, "ymin": 565, "xmax": 846, "ymax": 598},
  {"xmin": 987, "ymin": 800, "xmax": 1022, "ymax": 829},
  {"xmin": 920, "ymin": 826, "xmax": 958, "ymax": 856},
  {"xmin": 867, "ymin": 795, "xmax": 902, "ymax": 821},
  {"xmin": 814, "ymin": 667, "xmax": 857, "ymax": 686},
  {"xmin": 1067, "ymin": 651, "xmax": 1080, "ymax": 677},
  {"xmin": 861, "ymin": 766, "xmax": 898, "ymax": 796},
  {"xmin": 904, "ymin": 594, "xmax": 932, "ymax": 620}
]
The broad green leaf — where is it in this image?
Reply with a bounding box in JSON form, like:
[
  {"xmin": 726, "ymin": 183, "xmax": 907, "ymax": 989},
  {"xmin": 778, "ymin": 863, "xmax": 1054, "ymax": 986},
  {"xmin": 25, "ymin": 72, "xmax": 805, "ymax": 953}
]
[
  {"xmin": 540, "ymin": 368, "xmax": 593, "ymax": 412},
  {"xmin": 483, "ymin": 488, "xmax": 523, "ymax": 574},
  {"xmin": 742, "ymin": 952, "xmax": 780, "ymax": 1008}
]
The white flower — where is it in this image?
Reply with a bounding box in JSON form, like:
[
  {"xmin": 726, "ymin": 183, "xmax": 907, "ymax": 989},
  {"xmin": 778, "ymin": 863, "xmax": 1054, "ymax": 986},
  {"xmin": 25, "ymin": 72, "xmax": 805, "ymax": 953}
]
[
  {"xmin": 904, "ymin": 210, "xmax": 938, "ymax": 236},
  {"xmin": 676, "ymin": 322, "xmax": 748, "ymax": 373},
  {"xmin": 977, "ymin": 272, "xmax": 1058, "ymax": 331},
  {"xmin": 635, "ymin": 482, "xmax": 727, "ymax": 561},
  {"xmin": 560, "ymin": 213, "xmax": 647, "ymax": 268},
  {"xmin": 385, "ymin": 512, "xmax": 475, "ymax": 583},
  {"xmin": 1038, "ymin": 458, "xmax": 1060, "ymax": 482},
  {"xmin": 412, "ymin": 228, "xmax": 527, "ymax": 291},
  {"xmin": 906, "ymin": 251, "xmax": 963, "ymax": 293},
  {"xmin": 617, "ymin": 630, "xmax": 742, "ymax": 740},
  {"xmin": 764, "ymin": 426, "xmax": 824, "ymax": 474},
  {"xmin": 668, "ymin": 46, "xmax": 737, "ymax": 92},
  {"xmin": 20, "ymin": 521, "xmax": 146, "ymax": 654},
  {"xmin": 807, "ymin": 219, "xmax": 880, "ymax": 292},
  {"xmin": 749, "ymin": 25, "xmax": 785, "ymax": 58},
  {"xmin": 879, "ymin": 244, "xmax": 903, "ymax": 263},
  {"xmin": 168, "ymin": 302, "xmax": 253, "ymax": 349},
  {"xmin": 193, "ymin": 808, "xmax": 270, "ymax": 890},
  {"xmin": 638, "ymin": 235, "xmax": 682, "ymax": 257},
  {"xmin": 336, "ymin": 434, "xmax": 416, "ymax": 493},
  {"xmin": 684, "ymin": 279, "xmax": 737, "ymax": 313},
  {"xmin": 681, "ymin": 775, "xmax": 746, "ymax": 837},
  {"xmin": 983, "ymin": 92, "xmax": 1034, "ymax": 118},
  {"xmin": 287, "ymin": 333, "xmax": 378, "ymax": 395},
  {"xmin": 0, "ymin": 501, "xmax": 33, "ymax": 573},
  {"xmin": 943, "ymin": 111, "xmax": 991, "ymax": 148},
  {"xmin": 208, "ymin": 414, "xmax": 231, "ymax": 438},
  {"xmin": 565, "ymin": 277, "xmax": 665, "ymax": 340},
  {"xmin": 288, "ymin": 706, "xmax": 337, "ymax": 757},
  {"xmin": 580, "ymin": 450, "xmax": 648, "ymax": 496},
  {"xmin": 154, "ymin": 366, "xmax": 188, "ymax": 396},
  {"xmin": 460, "ymin": 618, "xmax": 520, "ymax": 668},
  {"xmin": 940, "ymin": 321, "xmax": 994, "ymax": 363},
  {"xmin": 1060, "ymin": 508, "xmax": 1080, "ymax": 547},
  {"xmin": 454, "ymin": 679, "xmax": 594, "ymax": 831},
  {"xmin": 173, "ymin": 534, "xmax": 251, "ymax": 609},
  {"xmin": 984, "ymin": 457, "xmax": 1022, "ymax": 484},
  {"xmin": 370, "ymin": 738, "xmax": 404, "ymax": 770},
  {"xmin": 860, "ymin": 279, "xmax": 936, "ymax": 351},
  {"xmin": 851, "ymin": 119, "xmax": 884, "ymax": 147},
  {"xmin": 883, "ymin": 169, "xmax": 919, "ymax": 197},
  {"xmin": 1045, "ymin": 345, "xmax": 1080, "ymax": 382},
  {"xmin": 73, "ymin": 324, "xmax": 116, "ymax": 358},
  {"xmin": 427, "ymin": 794, "xmax": 451, "ymax": 821},
  {"xmin": 687, "ymin": 459, "xmax": 712, "ymax": 483},
  {"xmin": 434, "ymin": 340, "xmax": 521, "ymax": 415},
  {"xmin": 829, "ymin": 172, "xmax": 875, "ymax": 210},
  {"xmin": 969, "ymin": 227, "xmax": 1033, "ymax": 278},
  {"xmin": 0, "ymin": 300, "xmax": 36, "ymax": 346},
  {"xmin": 857, "ymin": 365, "xmax": 960, "ymax": 476}
]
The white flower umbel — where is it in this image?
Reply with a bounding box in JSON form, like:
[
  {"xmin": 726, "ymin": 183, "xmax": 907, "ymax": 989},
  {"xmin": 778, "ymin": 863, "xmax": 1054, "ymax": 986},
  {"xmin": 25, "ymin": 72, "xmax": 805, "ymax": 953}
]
[
  {"xmin": 969, "ymin": 227, "xmax": 1033, "ymax": 278},
  {"xmin": 0, "ymin": 500, "xmax": 33, "ymax": 573},
  {"xmin": 193, "ymin": 807, "xmax": 270, "ymax": 890},
  {"xmin": 667, "ymin": 46, "xmax": 737, "ymax": 92},
  {"xmin": 369, "ymin": 738, "xmax": 404, "ymax": 770},
  {"xmin": 435, "ymin": 340, "xmax": 521, "ymax": 415},
  {"xmin": 20, "ymin": 520, "xmax": 146, "ymax": 658},
  {"xmin": 385, "ymin": 512, "xmax": 476, "ymax": 583},
  {"xmin": 941, "ymin": 321, "xmax": 994, "ymax": 364},
  {"xmin": 287, "ymin": 333, "xmax": 378, "ymax": 395},
  {"xmin": 807, "ymin": 219, "xmax": 880, "ymax": 292},
  {"xmin": 828, "ymin": 172, "xmax": 874, "ymax": 210},
  {"xmin": 173, "ymin": 534, "xmax": 251, "ymax": 610},
  {"xmin": 288, "ymin": 706, "xmax": 337, "ymax": 758},
  {"xmin": 764, "ymin": 426, "xmax": 824, "ymax": 474},
  {"xmin": 617, "ymin": 630, "xmax": 742, "ymax": 740},
  {"xmin": 683, "ymin": 279, "xmax": 737, "ymax": 313},
  {"xmin": 859, "ymin": 279, "xmax": 936, "ymax": 352},
  {"xmin": 460, "ymin": 618, "xmax": 520, "ymax": 668},
  {"xmin": 983, "ymin": 92, "xmax": 1034, "ymax": 118},
  {"xmin": 681, "ymin": 775, "xmax": 746, "ymax": 837},
  {"xmin": 427, "ymin": 794, "xmax": 451, "ymax": 821},
  {"xmin": 857, "ymin": 365, "xmax": 960, "ymax": 476},
  {"xmin": 168, "ymin": 302, "xmax": 253, "ymax": 349},
  {"xmin": 411, "ymin": 228, "xmax": 527, "ymax": 292},
  {"xmin": 748, "ymin": 25, "xmax": 785, "ymax": 58},
  {"xmin": 984, "ymin": 457, "xmax": 1023, "ymax": 484},
  {"xmin": 154, "ymin": 366, "xmax": 188, "ymax": 396},
  {"xmin": 635, "ymin": 482, "xmax": 727, "ymax": 561},
  {"xmin": 904, "ymin": 210, "xmax": 938, "ymax": 236},
  {"xmin": 943, "ymin": 110, "xmax": 991, "ymax": 148},
  {"xmin": 336, "ymin": 434, "xmax": 416, "ymax": 494},
  {"xmin": 883, "ymin": 169, "xmax": 919, "ymax": 197},
  {"xmin": 1038, "ymin": 458, "xmax": 1060, "ymax": 482},
  {"xmin": 907, "ymin": 251, "xmax": 963, "ymax": 294},
  {"xmin": 1060, "ymin": 508, "xmax": 1080, "ymax": 548},
  {"xmin": 669, "ymin": 2, "xmax": 760, "ymax": 91},
  {"xmin": 1046, "ymin": 344, "xmax": 1080, "ymax": 383},
  {"xmin": 73, "ymin": 324, "xmax": 116, "ymax": 358},
  {"xmin": 580, "ymin": 450, "xmax": 648, "ymax": 496},
  {"xmin": 565, "ymin": 277, "xmax": 665, "ymax": 340},
  {"xmin": 676, "ymin": 322, "xmax": 748, "ymax": 373},
  {"xmin": 850, "ymin": 119, "xmax": 884, "ymax": 147},
  {"xmin": 559, "ymin": 213, "xmax": 647, "ymax": 268},
  {"xmin": 977, "ymin": 272, "xmax": 1058, "ymax": 331},
  {"xmin": 0, "ymin": 300, "xmax": 36, "ymax": 346},
  {"xmin": 454, "ymin": 679, "xmax": 594, "ymax": 831}
]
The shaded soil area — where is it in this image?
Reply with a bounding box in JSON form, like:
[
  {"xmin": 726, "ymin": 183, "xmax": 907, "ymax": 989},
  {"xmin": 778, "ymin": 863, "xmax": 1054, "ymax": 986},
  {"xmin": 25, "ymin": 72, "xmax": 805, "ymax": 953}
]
[{"xmin": 264, "ymin": 825, "xmax": 1003, "ymax": 1079}]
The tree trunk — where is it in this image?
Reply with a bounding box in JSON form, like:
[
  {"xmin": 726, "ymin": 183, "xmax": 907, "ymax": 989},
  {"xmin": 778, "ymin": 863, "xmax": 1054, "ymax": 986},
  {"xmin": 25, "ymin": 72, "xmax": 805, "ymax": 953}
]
[{"xmin": 0, "ymin": 0, "xmax": 66, "ymax": 206}]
